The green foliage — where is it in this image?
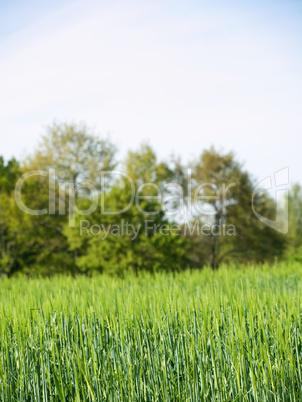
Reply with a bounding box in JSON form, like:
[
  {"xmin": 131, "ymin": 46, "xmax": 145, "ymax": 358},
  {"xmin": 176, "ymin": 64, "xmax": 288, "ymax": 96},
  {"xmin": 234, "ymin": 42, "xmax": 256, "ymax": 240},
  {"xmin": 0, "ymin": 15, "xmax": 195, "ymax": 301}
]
[
  {"xmin": 0, "ymin": 158, "xmax": 26, "ymax": 276},
  {"xmin": 25, "ymin": 121, "xmax": 117, "ymax": 188},
  {"xmin": 0, "ymin": 156, "xmax": 20, "ymax": 193},
  {"xmin": 280, "ymin": 183, "xmax": 302, "ymax": 263},
  {"xmin": 186, "ymin": 147, "xmax": 286, "ymax": 268},
  {"xmin": 0, "ymin": 123, "xmax": 297, "ymax": 276},
  {"xmin": 0, "ymin": 263, "xmax": 302, "ymax": 400},
  {"xmin": 65, "ymin": 145, "xmax": 189, "ymax": 275}
]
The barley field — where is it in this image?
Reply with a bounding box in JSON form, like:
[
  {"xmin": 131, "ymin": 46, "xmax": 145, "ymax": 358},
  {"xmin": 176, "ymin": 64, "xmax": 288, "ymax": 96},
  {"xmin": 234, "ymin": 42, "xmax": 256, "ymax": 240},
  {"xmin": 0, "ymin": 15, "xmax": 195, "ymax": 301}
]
[{"xmin": 1, "ymin": 263, "xmax": 302, "ymax": 401}]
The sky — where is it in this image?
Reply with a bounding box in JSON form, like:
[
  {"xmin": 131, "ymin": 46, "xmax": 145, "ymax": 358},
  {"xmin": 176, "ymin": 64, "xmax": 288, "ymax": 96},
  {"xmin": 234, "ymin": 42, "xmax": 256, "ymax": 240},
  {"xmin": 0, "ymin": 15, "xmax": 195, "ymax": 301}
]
[{"xmin": 0, "ymin": 0, "xmax": 301, "ymax": 185}]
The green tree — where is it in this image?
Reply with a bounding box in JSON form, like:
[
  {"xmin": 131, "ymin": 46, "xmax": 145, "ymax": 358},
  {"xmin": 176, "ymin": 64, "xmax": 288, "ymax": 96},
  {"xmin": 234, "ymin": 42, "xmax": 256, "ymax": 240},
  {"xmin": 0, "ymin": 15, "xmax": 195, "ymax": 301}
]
[
  {"xmin": 0, "ymin": 157, "xmax": 20, "ymax": 193},
  {"xmin": 0, "ymin": 157, "xmax": 33, "ymax": 276},
  {"xmin": 286, "ymin": 184, "xmax": 302, "ymax": 261},
  {"xmin": 26, "ymin": 122, "xmax": 116, "ymax": 188},
  {"xmin": 184, "ymin": 147, "xmax": 286, "ymax": 268},
  {"xmin": 64, "ymin": 145, "xmax": 189, "ymax": 276},
  {"xmin": 9, "ymin": 122, "xmax": 118, "ymax": 276}
]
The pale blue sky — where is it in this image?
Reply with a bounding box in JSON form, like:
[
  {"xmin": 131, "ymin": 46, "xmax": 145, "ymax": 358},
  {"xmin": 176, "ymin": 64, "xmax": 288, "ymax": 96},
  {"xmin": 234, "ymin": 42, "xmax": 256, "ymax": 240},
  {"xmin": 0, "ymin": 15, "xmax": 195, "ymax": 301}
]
[{"xmin": 1, "ymin": 0, "xmax": 301, "ymax": 184}]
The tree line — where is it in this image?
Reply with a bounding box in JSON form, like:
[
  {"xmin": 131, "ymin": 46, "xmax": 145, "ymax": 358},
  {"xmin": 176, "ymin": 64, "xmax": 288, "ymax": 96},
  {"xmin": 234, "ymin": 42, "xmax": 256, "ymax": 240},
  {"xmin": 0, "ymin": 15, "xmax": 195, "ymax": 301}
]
[{"xmin": 0, "ymin": 122, "xmax": 300, "ymax": 277}]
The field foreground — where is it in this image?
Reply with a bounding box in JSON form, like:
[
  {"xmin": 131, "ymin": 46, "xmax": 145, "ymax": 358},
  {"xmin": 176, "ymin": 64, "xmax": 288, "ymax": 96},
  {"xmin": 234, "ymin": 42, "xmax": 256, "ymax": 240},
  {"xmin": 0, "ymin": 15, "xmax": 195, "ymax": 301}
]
[{"xmin": 0, "ymin": 264, "xmax": 302, "ymax": 401}]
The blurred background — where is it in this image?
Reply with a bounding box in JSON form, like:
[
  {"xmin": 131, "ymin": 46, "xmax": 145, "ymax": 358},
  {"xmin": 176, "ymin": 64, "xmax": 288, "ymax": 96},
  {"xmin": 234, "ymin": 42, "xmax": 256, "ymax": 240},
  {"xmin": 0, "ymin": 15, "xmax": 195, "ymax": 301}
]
[
  {"xmin": 1, "ymin": 0, "xmax": 302, "ymax": 277},
  {"xmin": 1, "ymin": 0, "xmax": 301, "ymax": 183}
]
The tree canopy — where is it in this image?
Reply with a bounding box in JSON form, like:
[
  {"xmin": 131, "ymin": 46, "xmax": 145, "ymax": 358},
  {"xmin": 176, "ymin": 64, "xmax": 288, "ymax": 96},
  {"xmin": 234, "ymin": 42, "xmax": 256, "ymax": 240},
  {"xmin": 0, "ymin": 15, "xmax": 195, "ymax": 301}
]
[{"xmin": 0, "ymin": 122, "xmax": 294, "ymax": 277}]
